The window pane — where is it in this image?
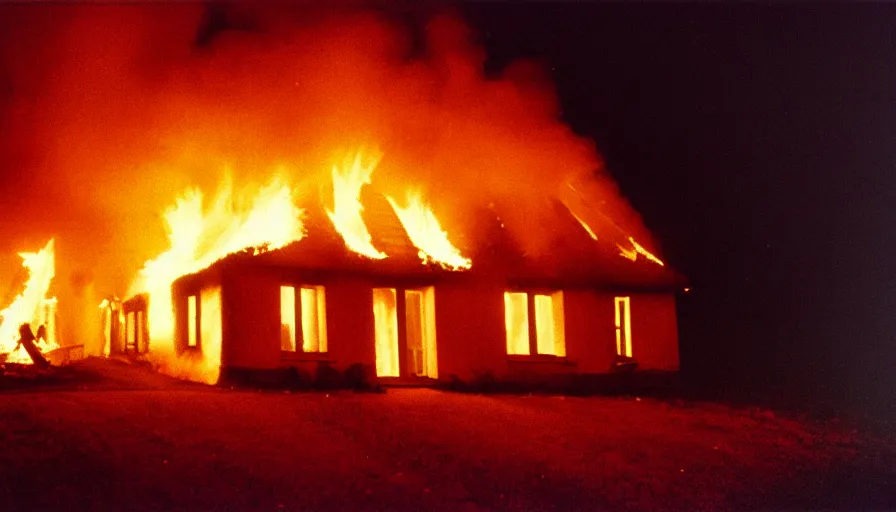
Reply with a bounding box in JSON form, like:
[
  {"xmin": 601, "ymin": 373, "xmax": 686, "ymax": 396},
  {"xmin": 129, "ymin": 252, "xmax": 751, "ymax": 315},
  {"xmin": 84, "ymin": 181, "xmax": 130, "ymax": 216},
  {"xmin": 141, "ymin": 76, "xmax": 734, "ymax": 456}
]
[
  {"xmin": 136, "ymin": 310, "xmax": 144, "ymax": 351},
  {"xmin": 403, "ymin": 287, "xmax": 438, "ymax": 378},
  {"xmin": 199, "ymin": 287, "xmax": 223, "ymax": 382},
  {"xmin": 187, "ymin": 296, "xmax": 198, "ymax": 347},
  {"xmin": 373, "ymin": 288, "xmax": 399, "ymax": 377},
  {"xmin": 301, "ymin": 287, "xmax": 327, "ymax": 353},
  {"xmin": 504, "ymin": 292, "xmax": 529, "ymax": 355},
  {"xmin": 535, "ymin": 293, "xmax": 565, "ymax": 356},
  {"xmin": 405, "ymin": 290, "xmax": 424, "ymax": 376},
  {"xmin": 280, "ymin": 286, "xmax": 296, "ymax": 352},
  {"xmin": 614, "ymin": 296, "xmax": 632, "ymax": 357},
  {"xmin": 534, "ymin": 294, "xmax": 555, "ymax": 355},
  {"xmin": 127, "ymin": 311, "xmax": 136, "ymax": 345}
]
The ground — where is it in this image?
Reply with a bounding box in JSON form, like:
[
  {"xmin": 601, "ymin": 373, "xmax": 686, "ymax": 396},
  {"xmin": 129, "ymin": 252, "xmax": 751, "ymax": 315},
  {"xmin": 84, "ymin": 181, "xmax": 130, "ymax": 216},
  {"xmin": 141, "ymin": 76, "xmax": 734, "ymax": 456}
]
[{"xmin": 0, "ymin": 359, "xmax": 893, "ymax": 511}]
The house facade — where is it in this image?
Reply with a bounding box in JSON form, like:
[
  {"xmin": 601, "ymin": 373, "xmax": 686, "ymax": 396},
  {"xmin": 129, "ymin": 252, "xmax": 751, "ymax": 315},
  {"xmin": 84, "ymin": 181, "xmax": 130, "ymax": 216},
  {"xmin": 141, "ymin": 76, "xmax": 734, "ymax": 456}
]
[
  {"xmin": 120, "ymin": 197, "xmax": 684, "ymax": 386},
  {"xmin": 163, "ymin": 255, "xmax": 680, "ymax": 386}
]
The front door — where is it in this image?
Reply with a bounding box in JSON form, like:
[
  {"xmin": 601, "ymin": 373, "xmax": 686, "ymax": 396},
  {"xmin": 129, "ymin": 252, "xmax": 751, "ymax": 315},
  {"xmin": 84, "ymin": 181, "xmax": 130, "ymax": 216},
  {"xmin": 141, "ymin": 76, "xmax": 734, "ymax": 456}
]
[{"xmin": 373, "ymin": 287, "xmax": 437, "ymax": 379}]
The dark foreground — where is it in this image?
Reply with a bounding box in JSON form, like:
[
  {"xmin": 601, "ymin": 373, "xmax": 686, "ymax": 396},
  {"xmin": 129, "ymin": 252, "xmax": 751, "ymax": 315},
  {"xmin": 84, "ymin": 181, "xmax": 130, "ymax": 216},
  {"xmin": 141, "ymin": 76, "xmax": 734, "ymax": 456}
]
[{"xmin": 0, "ymin": 360, "xmax": 893, "ymax": 511}]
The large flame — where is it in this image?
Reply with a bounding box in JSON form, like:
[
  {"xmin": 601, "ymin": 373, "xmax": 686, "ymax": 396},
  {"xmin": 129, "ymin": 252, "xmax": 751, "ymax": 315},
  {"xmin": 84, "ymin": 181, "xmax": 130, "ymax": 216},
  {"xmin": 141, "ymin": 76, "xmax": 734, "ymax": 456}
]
[
  {"xmin": 326, "ymin": 152, "xmax": 387, "ymax": 259},
  {"xmin": 130, "ymin": 177, "xmax": 304, "ymax": 383},
  {"xmin": 386, "ymin": 191, "xmax": 471, "ymax": 270},
  {"xmin": 0, "ymin": 239, "xmax": 56, "ymax": 356}
]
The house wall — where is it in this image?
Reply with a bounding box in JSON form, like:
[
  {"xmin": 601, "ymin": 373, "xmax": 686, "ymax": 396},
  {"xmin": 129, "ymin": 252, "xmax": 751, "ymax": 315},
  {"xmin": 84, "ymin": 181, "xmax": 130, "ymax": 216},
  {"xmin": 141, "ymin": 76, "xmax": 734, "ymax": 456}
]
[
  {"xmin": 219, "ymin": 266, "xmax": 378, "ymax": 374},
  {"xmin": 220, "ymin": 266, "xmax": 281, "ymax": 370},
  {"xmin": 434, "ymin": 281, "xmax": 508, "ymax": 382},
  {"xmin": 563, "ymin": 291, "xmax": 618, "ymax": 373},
  {"xmin": 322, "ymin": 277, "xmax": 376, "ymax": 371},
  {"xmin": 175, "ymin": 263, "xmax": 680, "ymax": 383},
  {"xmin": 631, "ymin": 293, "xmax": 680, "ymax": 371}
]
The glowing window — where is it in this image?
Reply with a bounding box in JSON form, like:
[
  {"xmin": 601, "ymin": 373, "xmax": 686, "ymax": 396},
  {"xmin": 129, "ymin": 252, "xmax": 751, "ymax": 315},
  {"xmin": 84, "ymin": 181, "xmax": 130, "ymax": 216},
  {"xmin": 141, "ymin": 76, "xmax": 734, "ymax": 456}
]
[
  {"xmin": 373, "ymin": 288, "xmax": 399, "ymax": 377},
  {"xmin": 614, "ymin": 296, "xmax": 632, "ymax": 357},
  {"xmin": 504, "ymin": 291, "xmax": 565, "ymax": 357},
  {"xmin": 127, "ymin": 311, "xmax": 136, "ymax": 345},
  {"xmin": 373, "ymin": 287, "xmax": 438, "ymax": 379},
  {"xmin": 300, "ymin": 286, "xmax": 327, "ymax": 353},
  {"xmin": 535, "ymin": 293, "xmax": 566, "ymax": 357},
  {"xmin": 200, "ymin": 287, "xmax": 222, "ymax": 359},
  {"xmin": 504, "ymin": 292, "xmax": 530, "ymax": 355},
  {"xmin": 135, "ymin": 310, "xmax": 145, "ymax": 352},
  {"xmin": 187, "ymin": 295, "xmax": 198, "ymax": 348},
  {"xmin": 404, "ymin": 287, "xmax": 437, "ymax": 379},
  {"xmin": 281, "ymin": 285, "xmax": 328, "ymax": 353},
  {"xmin": 280, "ymin": 286, "xmax": 297, "ymax": 351}
]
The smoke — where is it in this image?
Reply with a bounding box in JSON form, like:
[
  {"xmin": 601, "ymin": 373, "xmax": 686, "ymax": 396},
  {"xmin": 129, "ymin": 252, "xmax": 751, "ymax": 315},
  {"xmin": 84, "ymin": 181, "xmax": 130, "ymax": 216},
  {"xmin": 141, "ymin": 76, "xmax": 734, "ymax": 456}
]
[{"xmin": 0, "ymin": 3, "xmax": 653, "ymax": 345}]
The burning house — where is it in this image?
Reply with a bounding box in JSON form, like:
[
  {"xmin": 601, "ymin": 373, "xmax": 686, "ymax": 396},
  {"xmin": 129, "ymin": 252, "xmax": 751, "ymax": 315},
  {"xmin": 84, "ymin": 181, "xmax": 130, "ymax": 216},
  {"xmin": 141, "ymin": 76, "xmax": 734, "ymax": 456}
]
[
  {"xmin": 0, "ymin": 5, "xmax": 684, "ymax": 386},
  {"xmin": 115, "ymin": 151, "xmax": 683, "ymax": 387}
]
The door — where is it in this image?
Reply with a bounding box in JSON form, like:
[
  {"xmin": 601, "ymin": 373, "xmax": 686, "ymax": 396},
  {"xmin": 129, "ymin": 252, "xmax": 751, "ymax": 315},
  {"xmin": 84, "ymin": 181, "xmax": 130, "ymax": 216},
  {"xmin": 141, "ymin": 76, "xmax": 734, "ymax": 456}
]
[{"xmin": 373, "ymin": 287, "xmax": 438, "ymax": 379}]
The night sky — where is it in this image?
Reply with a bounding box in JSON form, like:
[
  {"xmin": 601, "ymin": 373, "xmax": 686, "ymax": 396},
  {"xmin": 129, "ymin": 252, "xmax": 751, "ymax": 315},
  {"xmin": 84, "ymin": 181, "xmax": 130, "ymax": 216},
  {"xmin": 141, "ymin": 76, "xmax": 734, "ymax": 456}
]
[{"xmin": 463, "ymin": 3, "xmax": 896, "ymax": 418}]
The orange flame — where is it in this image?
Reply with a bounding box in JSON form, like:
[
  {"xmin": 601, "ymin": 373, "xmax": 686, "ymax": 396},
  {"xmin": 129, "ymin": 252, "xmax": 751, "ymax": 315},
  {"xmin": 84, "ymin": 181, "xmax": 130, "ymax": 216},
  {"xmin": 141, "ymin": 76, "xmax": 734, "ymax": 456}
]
[
  {"xmin": 0, "ymin": 239, "xmax": 56, "ymax": 357},
  {"xmin": 617, "ymin": 237, "xmax": 664, "ymax": 266},
  {"xmin": 130, "ymin": 177, "xmax": 304, "ymax": 383},
  {"xmin": 570, "ymin": 212, "xmax": 598, "ymax": 241},
  {"xmin": 386, "ymin": 191, "xmax": 471, "ymax": 270},
  {"xmin": 629, "ymin": 237, "xmax": 664, "ymax": 267},
  {"xmin": 326, "ymin": 152, "xmax": 386, "ymax": 259}
]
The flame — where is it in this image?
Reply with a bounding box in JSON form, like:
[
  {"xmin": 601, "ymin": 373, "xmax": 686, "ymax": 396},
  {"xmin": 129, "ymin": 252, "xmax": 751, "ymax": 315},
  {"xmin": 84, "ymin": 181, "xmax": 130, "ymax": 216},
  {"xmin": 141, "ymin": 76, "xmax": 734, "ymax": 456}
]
[
  {"xmin": 617, "ymin": 244, "xmax": 638, "ymax": 262},
  {"xmin": 571, "ymin": 212, "xmax": 598, "ymax": 241},
  {"xmin": 629, "ymin": 237, "xmax": 664, "ymax": 266},
  {"xmin": 130, "ymin": 177, "xmax": 304, "ymax": 383},
  {"xmin": 386, "ymin": 191, "xmax": 471, "ymax": 270},
  {"xmin": 617, "ymin": 238, "xmax": 664, "ymax": 266},
  {"xmin": 5, "ymin": 334, "xmax": 61, "ymax": 365},
  {"xmin": 0, "ymin": 239, "xmax": 56, "ymax": 356},
  {"xmin": 326, "ymin": 152, "xmax": 387, "ymax": 259}
]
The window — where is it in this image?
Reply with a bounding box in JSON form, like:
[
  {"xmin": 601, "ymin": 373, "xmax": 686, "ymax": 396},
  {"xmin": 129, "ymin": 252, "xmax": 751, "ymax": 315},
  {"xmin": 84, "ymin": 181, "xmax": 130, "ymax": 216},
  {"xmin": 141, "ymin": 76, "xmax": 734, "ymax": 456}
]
[
  {"xmin": 503, "ymin": 291, "xmax": 566, "ymax": 357},
  {"xmin": 135, "ymin": 310, "xmax": 145, "ymax": 353},
  {"xmin": 187, "ymin": 295, "xmax": 198, "ymax": 348},
  {"xmin": 614, "ymin": 296, "xmax": 632, "ymax": 357},
  {"xmin": 127, "ymin": 311, "xmax": 136, "ymax": 347},
  {"xmin": 504, "ymin": 292, "xmax": 529, "ymax": 355},
  {"xmin": 404, "ymin": 288, "xmax": 437, "ymax": 378},
  {"xmin": 200, "ymin": 287, "xmax": 222, "ymax": 357},
  {"xmin": 280, "ymin": 285, "xmax": 328, "ymax": 354},
  {"xmin": 372, "ymin": 286, "xmax": 438, "ymax": 379}
]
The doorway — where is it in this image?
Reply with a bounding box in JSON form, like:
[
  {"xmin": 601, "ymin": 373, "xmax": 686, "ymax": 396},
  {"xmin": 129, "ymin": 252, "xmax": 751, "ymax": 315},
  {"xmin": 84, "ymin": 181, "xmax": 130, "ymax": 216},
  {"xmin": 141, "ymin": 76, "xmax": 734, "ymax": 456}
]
[{"xmin": 373, "ymin": 286, "xmax": 437, "ymax": 379}]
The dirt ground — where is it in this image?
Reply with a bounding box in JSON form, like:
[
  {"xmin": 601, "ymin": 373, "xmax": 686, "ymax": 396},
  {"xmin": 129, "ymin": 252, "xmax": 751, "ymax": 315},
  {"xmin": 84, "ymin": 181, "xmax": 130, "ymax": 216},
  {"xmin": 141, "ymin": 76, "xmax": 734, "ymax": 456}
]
[{"xmin": 0, "ymin": 359, "xmax": 893, "ymax": 511}]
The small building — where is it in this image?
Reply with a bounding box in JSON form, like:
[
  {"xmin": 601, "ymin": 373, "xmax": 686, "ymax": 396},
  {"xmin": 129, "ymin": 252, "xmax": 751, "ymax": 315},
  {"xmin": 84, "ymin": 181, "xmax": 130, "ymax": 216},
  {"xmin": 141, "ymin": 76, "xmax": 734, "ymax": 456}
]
[{"xmin": 152, "ymin": 195, "xmax": 684, "ymax": 387}]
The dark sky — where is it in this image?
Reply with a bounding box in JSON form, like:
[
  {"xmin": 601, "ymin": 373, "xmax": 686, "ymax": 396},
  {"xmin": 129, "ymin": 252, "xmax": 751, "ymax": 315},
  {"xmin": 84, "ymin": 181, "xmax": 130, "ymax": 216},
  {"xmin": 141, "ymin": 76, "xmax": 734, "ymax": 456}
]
[{"xmin": 463, "ymin": 3, "xmax": 896, "ymax": 418}]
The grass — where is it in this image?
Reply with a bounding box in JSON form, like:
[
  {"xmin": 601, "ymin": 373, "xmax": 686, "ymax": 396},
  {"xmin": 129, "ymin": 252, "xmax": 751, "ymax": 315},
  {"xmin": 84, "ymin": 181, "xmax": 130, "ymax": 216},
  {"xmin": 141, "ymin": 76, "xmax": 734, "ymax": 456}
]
[{"xmin": 0, "ymin": 359, "xmax": 892, "ymax": 511}]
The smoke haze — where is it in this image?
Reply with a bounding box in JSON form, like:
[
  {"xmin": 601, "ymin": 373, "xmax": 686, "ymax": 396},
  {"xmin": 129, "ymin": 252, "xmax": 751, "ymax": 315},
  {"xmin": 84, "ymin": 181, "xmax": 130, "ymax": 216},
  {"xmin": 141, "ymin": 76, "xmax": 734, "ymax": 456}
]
[{"xmin": 0, "ymin": 3, "xmax": 653, "ymax": 346}]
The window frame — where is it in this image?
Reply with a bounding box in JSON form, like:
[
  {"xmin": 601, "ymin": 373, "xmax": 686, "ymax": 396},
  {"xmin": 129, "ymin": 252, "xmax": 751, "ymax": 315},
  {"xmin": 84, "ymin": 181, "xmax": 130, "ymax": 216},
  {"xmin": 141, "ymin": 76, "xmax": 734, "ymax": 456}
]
[
  {"xmin": 280, "ymin": 283, "xmax": 329, "ymax": 359},
  {"xmin": 372, "ymin": 285, "xmax": 438, "ymax": 380},
  {"xmin": 503, "ymin": 289, "xmax": 566, "ymax": 359},
  {"xmin": 186, "ymin": 293, "xmax": 200, "ymax": 350},
  {"xmin": 614, "ymin": 296, "xmax": 632, "ymax": 358}
]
